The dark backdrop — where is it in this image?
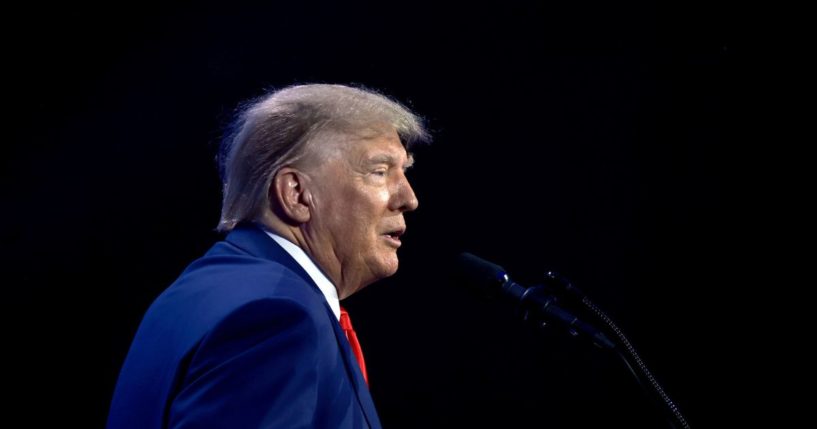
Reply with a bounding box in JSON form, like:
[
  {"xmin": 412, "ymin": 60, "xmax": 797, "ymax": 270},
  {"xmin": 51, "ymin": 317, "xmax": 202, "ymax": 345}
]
[{"xmin": 4, "ymin": 1, "xmax": 739, "ymax": 427}]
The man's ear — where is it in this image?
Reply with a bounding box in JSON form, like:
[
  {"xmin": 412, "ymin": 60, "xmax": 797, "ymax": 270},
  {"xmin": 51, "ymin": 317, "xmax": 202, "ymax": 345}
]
[{"xmin": 269, "ymin": 167, "xmax": 312, "ymax": 225}]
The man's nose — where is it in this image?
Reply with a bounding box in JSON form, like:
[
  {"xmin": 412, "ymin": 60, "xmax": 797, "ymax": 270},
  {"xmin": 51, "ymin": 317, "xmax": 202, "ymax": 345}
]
[{"xmin": 394, "ymin": 176, "xmax": 419, "ymax": 212}]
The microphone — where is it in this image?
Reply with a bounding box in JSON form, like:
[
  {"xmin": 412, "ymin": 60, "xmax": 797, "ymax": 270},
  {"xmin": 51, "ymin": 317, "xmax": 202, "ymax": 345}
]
[{"xmin": 457, "ymin": 252, "xmax": 616, "ymax": 349}]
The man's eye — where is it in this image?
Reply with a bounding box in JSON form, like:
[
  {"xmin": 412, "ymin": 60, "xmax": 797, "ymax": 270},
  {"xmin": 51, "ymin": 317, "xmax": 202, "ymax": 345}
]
[{"xmin": 373, "ymin": 170, "xmax": 387, "ymax": 176}]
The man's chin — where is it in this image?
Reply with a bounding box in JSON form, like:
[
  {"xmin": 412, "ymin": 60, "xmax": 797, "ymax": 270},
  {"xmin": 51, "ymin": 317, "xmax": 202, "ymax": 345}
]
[{"xmin": 372, "ymin": 255, "xmax": 400, "ymax": 280}]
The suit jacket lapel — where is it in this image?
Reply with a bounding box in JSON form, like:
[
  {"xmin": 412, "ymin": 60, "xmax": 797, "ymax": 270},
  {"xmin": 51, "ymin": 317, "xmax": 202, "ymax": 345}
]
[
  {"xmin": 328, "ymin": 307, "xmax": 383, "ymax": 429},
  {"xmin": 225, "ymin": 223, "xmax": 382, "ymax": 428}
]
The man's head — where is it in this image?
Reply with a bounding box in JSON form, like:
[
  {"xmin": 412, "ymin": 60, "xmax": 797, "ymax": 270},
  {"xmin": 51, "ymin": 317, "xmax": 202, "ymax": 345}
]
[{"xmin": 217, "ymin": 84, "xmax": 429, "ymax": 298}]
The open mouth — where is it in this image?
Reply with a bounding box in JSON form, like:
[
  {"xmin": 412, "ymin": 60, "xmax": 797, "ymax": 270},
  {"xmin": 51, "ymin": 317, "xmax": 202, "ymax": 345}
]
[
  {"xmin": 382, "ymin": 228, "xmax": 405, "ymax": 245},
  {"xmin": 385, "ymin": 232, "xmax": 402, "ymax": 239}
]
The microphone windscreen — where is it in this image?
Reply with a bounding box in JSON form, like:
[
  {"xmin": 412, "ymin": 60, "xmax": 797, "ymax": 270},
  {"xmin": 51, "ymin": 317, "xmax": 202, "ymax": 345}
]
[{"xmin": 456, "ymin": 252, "xmax": 508, "ymax": 297}]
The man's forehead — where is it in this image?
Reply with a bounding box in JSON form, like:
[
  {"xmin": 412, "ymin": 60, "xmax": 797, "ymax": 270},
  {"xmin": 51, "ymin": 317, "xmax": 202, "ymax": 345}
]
[
  {"xmin": 351, "ymin": 132, "xmax": 413, "ymax": 164},
  {"xmin": 314, "ymin": 129, "xmax": 413, "ymax": 169}
]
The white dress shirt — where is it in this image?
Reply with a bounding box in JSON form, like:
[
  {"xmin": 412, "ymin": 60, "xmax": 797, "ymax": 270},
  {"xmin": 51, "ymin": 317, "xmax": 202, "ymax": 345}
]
[{"xmin": 262, "ymin": 229, "xmax": 341, "ymax": 321}]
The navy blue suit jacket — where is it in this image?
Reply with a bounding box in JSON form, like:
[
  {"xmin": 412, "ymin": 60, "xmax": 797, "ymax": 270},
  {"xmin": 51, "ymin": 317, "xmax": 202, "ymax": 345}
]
[{"xmin": 107, "ymin": 223, "xmax": 382, "ymax": 428}]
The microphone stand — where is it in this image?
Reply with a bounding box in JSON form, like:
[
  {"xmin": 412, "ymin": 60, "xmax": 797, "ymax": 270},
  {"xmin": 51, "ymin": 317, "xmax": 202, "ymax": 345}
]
[
  {"xmin": 529, "ymin": 272, "xmax": 692, "ymax": 429},
  {"xmin": 455, "ymin": 252, "xmax": 690, "ymax": 428}
]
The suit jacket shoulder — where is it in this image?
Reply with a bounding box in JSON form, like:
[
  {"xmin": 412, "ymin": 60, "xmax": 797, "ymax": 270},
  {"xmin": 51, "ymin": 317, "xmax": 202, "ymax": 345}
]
[{"xmin": 107, "ymin": 223, "xmax": 381, "ymax": 429}]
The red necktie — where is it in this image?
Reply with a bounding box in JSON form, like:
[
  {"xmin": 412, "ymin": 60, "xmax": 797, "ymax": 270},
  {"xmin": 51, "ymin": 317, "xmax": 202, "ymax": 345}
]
[{"xmin": 339, "ymin": 306, "xmax": 369, "ymax": 386}]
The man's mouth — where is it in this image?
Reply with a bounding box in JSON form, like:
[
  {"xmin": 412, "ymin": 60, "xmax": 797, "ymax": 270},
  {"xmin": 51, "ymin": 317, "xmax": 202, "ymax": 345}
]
[{"xmin": 381, "ymin": 228, "xmax": 405, "ymax": 247}]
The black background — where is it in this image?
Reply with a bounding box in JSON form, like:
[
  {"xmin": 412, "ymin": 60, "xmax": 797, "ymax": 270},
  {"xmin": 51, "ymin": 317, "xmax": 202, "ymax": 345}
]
[{"xmin": 4, "ymin": 1, "xmax": 745, "ymax": 427}]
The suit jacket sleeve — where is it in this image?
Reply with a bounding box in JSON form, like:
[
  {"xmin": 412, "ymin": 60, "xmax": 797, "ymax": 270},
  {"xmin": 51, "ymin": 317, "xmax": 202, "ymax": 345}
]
[{"xmin": 167, "ymin": 298, "xmax": 321, "ymax": 428}]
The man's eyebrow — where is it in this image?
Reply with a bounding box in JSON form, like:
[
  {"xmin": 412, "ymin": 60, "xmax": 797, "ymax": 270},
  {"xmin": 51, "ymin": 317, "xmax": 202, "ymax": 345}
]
[{"xmin": 366, "ymin": 153, "xmax": 415, "ymax": 169}]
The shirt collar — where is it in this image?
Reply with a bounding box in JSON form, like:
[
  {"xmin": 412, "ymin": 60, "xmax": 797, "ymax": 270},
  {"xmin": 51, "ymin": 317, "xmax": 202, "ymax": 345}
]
[{"xmin": 261, "ymin": 229, "xmax": 341, "ymax": 321}]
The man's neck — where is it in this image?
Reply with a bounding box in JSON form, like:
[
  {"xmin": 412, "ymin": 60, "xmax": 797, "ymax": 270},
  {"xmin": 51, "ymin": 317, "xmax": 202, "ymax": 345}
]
[{"xmin": 257, "ymin": 223, "xmax": 341, "ymax": 321}]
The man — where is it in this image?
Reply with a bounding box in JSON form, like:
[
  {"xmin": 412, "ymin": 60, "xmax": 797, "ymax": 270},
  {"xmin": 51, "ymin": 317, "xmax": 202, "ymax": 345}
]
[{"xmin": 107, "ymin": 84, "xmax": 429, "ymax": 428}]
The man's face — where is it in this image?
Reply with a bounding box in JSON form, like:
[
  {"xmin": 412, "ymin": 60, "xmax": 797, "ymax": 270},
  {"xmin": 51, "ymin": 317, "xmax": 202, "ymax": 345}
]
[{"xmin": 303, "ymin": 129, "xmax": 418, "ymax": 298}]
